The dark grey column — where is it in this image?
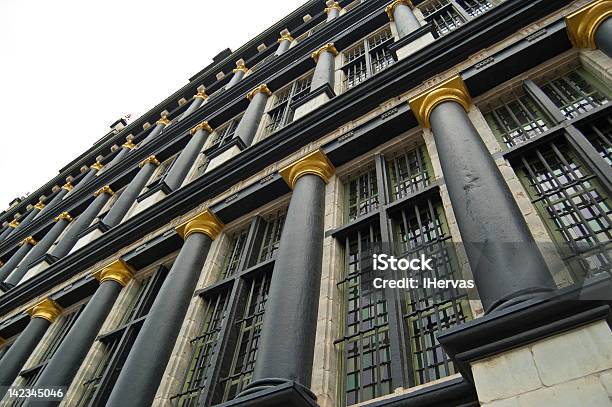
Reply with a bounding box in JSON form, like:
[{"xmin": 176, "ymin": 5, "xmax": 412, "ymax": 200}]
[
  {"xmin": 275, "ymin": 34, "xmax": 293, "ymax": 56},
  {"xmin": 311, "ymin": 43, "xmax": 338, "ymax": 91},
  {"xmin": 421, "ymin": 87, "xmax": 555, "ymax": 311},
  {"xmin": 12, "ymin": 202, "xmax": 43, "ymax": 233},
  {"xmin": 235, "ymin": 84, "xmax": 272, "ymax": 147},
  {"xmin": 37, "ymin": 184, "xmax": 71, "ymax": 217},
  {"xmin": 104, "ymin": 139, "xmax": 136, "ymax": 171},
  {"xmin": 324, "ymin": 2, "xmax": 341, "ymax": 21},
  {"xmin": 387, "ymin": 0, "xmax": 421, "ymax": 39},
  {"xmin": 68, "ymin": 163, "xmax": 102, "ymax": 196},
  {"xmin": 244, "ymin": 151, "xmax": 333, "ymax": 395},
  {"xmin": 226, "ymin": 62, "xmax": 249, "ymax": 89},
  {"xmin": 178, "ymin": 91, "xmax": 207, "ymax": 121},
  {"xmin": 595, "ymin": 17, "xmax": 612, "ymax": 58},
  {"xmin": 4, "ymin": 214, "xmax": 73, "ymax": 286},
  {"xmin": 0, "ymin": 237, "xmax": 36, "ymax": 282},
  {"xmin": 101, "ymin": 157, "xmax": 159, "ymax": 228},
  {"xmin": 105, "ymin": 211, "xmax": 222, "ymax": 407},
  {"xmin": 26, "ymin": 261, "xmax": 133, "ymax": 407},
  {"xmin": 49, "ymin": 188, "xmax": 113, "ymax": 260},
  {"xmin": 140, "ymin": 115, "xmax": 170, "ymax": 146},
  {"xmin": 163, "ymin": 123, "xmax": 211, "ymax": 191},
  {"xmin": 0, "ymin": 298, "xmax": 62, "ymax": 399},
  {"xmin": 0, "ymin": 219, "xmax": 20, "ymax": 241}
]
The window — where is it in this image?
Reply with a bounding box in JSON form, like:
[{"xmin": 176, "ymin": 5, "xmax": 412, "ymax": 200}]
[
  {"xmin": 386, "ymin": 145, "xmax": 432, "ymax": 201},
  {"xmin": 515, "ymin": 140, "xmax": 611, "ymax": 279},
  {"xmin": 264, "ymin": 73, "xmax": 313, "ymax": 136},
  {"xmin": 173, "ymin": 290, "xmax": 230, "ymax": 406},
  {"xmin": 483, "ymin": 92, "xmax": 551, "ymax": 148},
  {"xmin": 7, "ymin": 306, "xmax": 83, "ymax": 407},
  {"xmin": 345, "ymin": 166, "xmax": 379, "ymax": 222},
  {"xmin": 75, "ymin": 268, "xmax": 166, "ymax": 406},
  {"xmin": 579, "ymin": 116, "xmax": 612, "ymax": 166},
  {"xmin": 220, "ymin": 228, "xmax": 249, "ymax": 279},
  {"xmin": 257, "ymin": 211, "xmax": 286, "ymax": 263},
  {"xmin": 542, "ymin": 68, "xmax": 611, "ymax": 120},
  {"xmin": 342, "ymin": 28, "xmax": 395, "ymax": 90},
  {"xmin": 147, "ymin": 155, "xmax": 177, "ymax": 188},
  {"xmin": 420, "ymin": 0, "xmax": 494, "ymax": 38},
  {"xmin": 209, "ymin": 115, "xmax": 243, "ymax": 150}
]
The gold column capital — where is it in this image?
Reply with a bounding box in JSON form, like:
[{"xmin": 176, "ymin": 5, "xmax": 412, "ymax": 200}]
[
  {"xmin": 27, "ymin": 298, "xmax": 63, "ymax": 323},
  {"xmin": 311, "ymin": 43, "xmax": 339, "ymax": 62},
  {"xmin": 233, "ymin": 61, "xmax": 249, "ymax": 74},
  {"xmin": 8, "ymin": 219, "xmax": 20, "ymax": 228},
  {"xmin": 90, "ymin": 161, "xmax": 104, "ymax": 171},
  {"xmin": 62, "ymin": 182, "xmax": 74, "ymax": 191},
  {"xmin": 190, "ymin": 121, "xmax": 214, "ymax": 135},
  {"xmin": 385, "ymin": 0, "xmax": 414, "ymax": 21},
  {"xmin": 324, "ymin": 2, "xmax": 342, "ymax": 13},
  {"xmin": 194, "ymin": 90, "xmax": 209, "ymax": 100},
  {"xmin": 139, "ymin": 155, "xmax": 161, "ymax": 168},
  {"xmin": 94, "ymin": 185, "xmax": 114, "ymax": 197},
  {"xmin": 93, "ymin": 259, "xmax": 135, "ymax": 287},
  {"xmin": 156, "ymin": 115, "xmax": 171, "ymax": 126},
  {"xmin": 122, "ymin": 139, "xmax": 137, "ymax": 150},
  {"xmin": 279, "ymin": 149, "xmax": 335, "ymax": 189},
  {"xmin": 21, "ymin": 236, "xmax": 37, "ymax": 246},
  {"xmin": 34, "ymin": 201, "xmax": 46, "ymax": 210},
  {"xmin": 176, "ymin": 210, "xmax": 224, "ymax": 240},
  {"xmin": 277, "ymin": 33, "xmax": 294, "ymax": 43},
  {"xmin": 0, "ymin": 337, "xmax": 5, "ymax": 347},
  {"xmin": 54, "ymin": 212, "xmax": 73, "ymax": 222},
  {"xmin": 409, "ymin": 75, "xmax": 471, "ymax": 129},
  {"xmin": 566, "ymin": 0, "xmax": 612, "ymax": 49},
  {"xmin": 247, "ymin": 84, "xmax": 272, "ymax": 100}
]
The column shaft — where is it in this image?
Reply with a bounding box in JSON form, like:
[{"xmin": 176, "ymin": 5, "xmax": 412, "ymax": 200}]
[
  {"xmin": 12, "ymin": 208, "xmax": 40, "ymax": 234},
  {"xmin": 38, "ymin": 188, "xmax": 69, "ymax": 217},
  {"xmin": 163, "ymin": 128, "xmax": 209, "ymax": 191},
  {"xmin": 105, "ymin": 232, "xmax": 213, "ymax": 407},
  {"xmin": 0, "ymin": 224, "xmax": 18, "ymax": 241},
  {"xmin": 101, "ymin": 162, "xmax": 157, "ymax": 228},
  {"xmin": 141, "ymin": 123, "xmax": 166, "ymax": 146},
  {"xmin": 105, "ymin": 146, "xmax": 131, "ymax": 170},
  {"xmin": 392, "ymin": 3, "xmax": 421, "ymax": 39},
  {"xmin": 235, "ymin": 91, "xmax": 270, "ymax": 147},
  {"xmin": 276, "ymin": 39, "xmax": 291, "ymax": 56},
  {"xmin": 429, "ymin": 101, "xmax": 555, "ymax": 311},
  {"xmin": 0, "ymin": 242, "xmax": 34, "ymax": 282},
  {"xmin": 227, "ymin": 69, "xmax": 246, "ymax": 89},
  {"xmin": 68, "ymin": 168, "xmax": 97, "ymax": 196},
  {"xmin": 326, "ymin": 7, "xmax": 340, "ymax": 21},
  {"xmin": 595, "ymin": 17, "xmax": 612, "ymax": 57},
  {"xmin": 250, "ymin": 174, "xmax": 325, "ymax": 388},
  {"xmin": 311, "ymin": 50, "xmax": 336, "ymax": 91},
  {"xmin": 178, "ymin": 97, "xmax": 205, "ymax": 121}
]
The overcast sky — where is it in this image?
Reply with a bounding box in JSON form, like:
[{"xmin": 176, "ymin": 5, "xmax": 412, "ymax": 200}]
[{"xmin": 0, "ymin": 0, "xmax": 304, "ymax": 210}]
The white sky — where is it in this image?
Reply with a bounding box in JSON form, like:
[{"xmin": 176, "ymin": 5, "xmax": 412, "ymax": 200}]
[{"xmin": 0, "ymin": 0, "xmax": 304, "ymax": 210}]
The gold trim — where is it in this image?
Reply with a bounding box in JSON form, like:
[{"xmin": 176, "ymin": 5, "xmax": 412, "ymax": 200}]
[
  {"xmin": 122, "ymin": 140, "xmax": 137, "ymax": 150},
  {"xmin": 194, "ymin": 90, "xmax": 208, "ymax": 100},
  {"xmin": 62, "ymin": 182, "xmax": 74, "ymax": 191},
  {"xmin": 156, "ymin": 116, "xmax": 171, "ymax": 126},
  {"xmin": 408, "ymin": 75, "xmax": 471, "ymax": 129},
  {"xmin": 311, "ymin": 43, "xmax": 339, "ymax": 62},
  {"xmin": 21, "ymin": 236, "xmax": 37, "ymax": 246},
  {"xmin": 233, "ymin": 61, "xmax": 249, "ymax": 74},
  {"xmin": 277, "ymin": 33, "xmax": 294, "ymax": 43},
  {"xmin": 92, "ymin": 259, "xmax": 135, "ymax": 287},
  {"xmin": 566, "ymin": 0, "xmax": 612, "ymax": 49},
  {"xmin": 139, "ymin": 155, "xmax": 161, "ymax": 168},
  {"xmin": 324, "ymin": 2, "xmax": 342, "ymax": 13},
  {"xmin": 34, "ymin": 201, "xmax": 45, "ymax": 210},
  {"xmin": 191, "ymin": 121, "xmax": 214, "ymax": 135},
  {"xmin": 54, "ymin": 212, "xmax": 73, "ymax": 222},
  {"xmin": 94, "ymin": 185, "xmax": 114, "ymax": 197},
  {"xmin": 279, "ymin": 149, "xmax": 335, "ymax": 189},
  {"xmin": 90, "ymin": 161, "xmax": 104, "ymax": 171},
  {"xmin": 8, "ymin": 219, "xmax": 19, "ymax": 228},
  {"xmin": 176, "ymin": 210, "xmax": 224, "ymax": 240},
  {"xmin": 27, "ymin": 298, "xmax": 63, "ymax": 323},
  {"xmin": 0, "ymin": 337, "xmax": 5, "ymax": 347},
  {"xmin": 385, "ymin": 0, "xmax": 413, "ymax": 21},
  {"xmin": 247, "ymin": 84, "xmax": 272, "ymax": 100}
]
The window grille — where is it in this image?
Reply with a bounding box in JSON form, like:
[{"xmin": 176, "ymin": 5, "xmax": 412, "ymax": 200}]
[
  {"xmin": 264, "ymin": 74, "xmax": 313, "ymax": 136},
  {"xmin": 342, "ymin": 28, "xmax": 394, "ymax": 90},
  {"xmin": 345, "ymin": 167, "xmax": 379, "ymax": 222},
  {"xmin": 257, "ymin": 211, "xmax": 286, "ymax": 263},
  {"xmin": 386, "ymin": 145, "xmax": 431, "ymax": 201}
]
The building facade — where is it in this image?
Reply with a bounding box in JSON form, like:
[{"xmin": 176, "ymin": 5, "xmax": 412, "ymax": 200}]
[{"xmin": 0, "ymin": 0, "xmax": 611, "ymax": 406}]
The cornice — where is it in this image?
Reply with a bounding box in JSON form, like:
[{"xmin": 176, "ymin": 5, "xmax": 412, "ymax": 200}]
[{"xmin": 0, "ymin": 0, "xmax": 575, "ymax": 315}]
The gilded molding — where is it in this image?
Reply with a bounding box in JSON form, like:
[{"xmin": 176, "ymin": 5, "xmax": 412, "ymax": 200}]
[
  {"xmin": 27, "ymin": 298, "xmax": 63, "ymax": 323},
  {"xmin": 92, "ymin": 259, "xmax": 135, "ymax": 287},
  {"xmin": 277, "ymin": 33, "xmax": 294, "ymax": 43},
  {"xmin": 21, "ymin": 236, "xmax": 37, "ymax": 246},
  {"xmin": 279, "ymin": 149, "xmax": 335, "ymax": 189},
  {"xmin": 94, "ymin": 185, "xmax": 114, "ymax": 197},
  {"xmin": 122, "ymin": 140, "xmax": 137, "ymax": 150},
  {"xmin": 385, "ymin": 0, "xmax": 414, "ymax": 21},
  {"xmin": 8, "ymin": 219, "xmax": 19, "ymax": 228},
  {"xmin": 408, "ymin": 75, "xmax": 472, "ymax": 129},
  {"xmin": 324, "ymin": 2, "xmax": 342, "ymax": 13},
  {"xmin": 34, "ymin": 201, "xmax": 45, "ymax": 210},
  {"xmin": 176, "ymin": 210, "xmax": 224, "ymax": 240},
  {"xmin": 139, "ymin": 155, "xmax": 161, "ymax": 168},
  {"xmin": 0, "ymin": 337, "xmax": 5, "ymax": 347},
  {"xmin": 62, "ymin": 182, "xmax": 74, "ymax": 191},
  {"xmin": 233, "ymin": 61, "xmax": 249, "ymax": 74},
  {"xmin": 54, "ymin": 212, "xmax": 73, "ymax": 222},
  {"xmin": 156, "ymin": 116, "xmax": 171, "ymax": 126},
  {"xmin": 566, "ymin": 0, "xmax": 612, "ymax": 49},
  {"xmin": 90, "ymin": 161, "xmax": 104, "ymax": 171},
  {"xmin": 194, "ymin": 90, "xmax": 209, "ymax": 100},
  {"xmin": 247, "ymin": 84, "xmax": 273, "ymax": 100},
  {"xmin": 190, "ymin": 121, "xmax": 214, "ymax": 135},
  {"xmin": 311, "ymin": 43, "xmax": 339, "ymax": 62}
]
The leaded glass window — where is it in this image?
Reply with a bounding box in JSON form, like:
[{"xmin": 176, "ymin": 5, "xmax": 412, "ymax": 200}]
[
  {"xmin": 209, "ymin": 115, "xmax": 243, "ymax": 149},
  {"xmin": 257, "ymin": 211, "xmax": 286, "ymax": 262},
  {"xmin": 580, "ymin": 116, "xmax": 612, "ymax": 166},
  {"xmin": 516, "ymin": 140, "xmax": 612, "ymax": 278},
  {"xmin": 542, "ymin": 68, "xmax": 611, "ymax": 120},
  {"xmin": 264, "ymin": 74, "xmax": 313, "ymax": 136},
  {"xmin": 483, "ymin": 92, "xmax": 551, "ymax": 148},
  {"xmin": 220, "ymin": 229, "xmax": 249, "ymax": 279},
  {"xmin": 420, "ymin": 0, "xmax": 495, "ymax": 37},
  {"xmin": 386, "ymin": 145, "xmax": 431, "ymax": 201},
  {"xmin": 345, "ymin": 167, "xmax": 379, "ymax": 222},
  {"xmin": 342, "ymin": 28, "xmax": 395, "ymax": 90}
]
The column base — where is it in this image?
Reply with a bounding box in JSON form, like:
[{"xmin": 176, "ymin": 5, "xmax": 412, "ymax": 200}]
[
  {"xmin": 217, "ymin": 379, "xmax": 318, "ymax": 407},
  {"xmin": 293, "ymin": 84, "xmax": 336, "ymax": 121},
  {"xmin": 389, "ymin": 24, "xmax": 435, "ymax": 61}
]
